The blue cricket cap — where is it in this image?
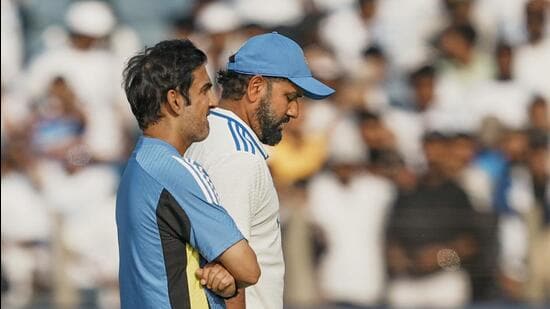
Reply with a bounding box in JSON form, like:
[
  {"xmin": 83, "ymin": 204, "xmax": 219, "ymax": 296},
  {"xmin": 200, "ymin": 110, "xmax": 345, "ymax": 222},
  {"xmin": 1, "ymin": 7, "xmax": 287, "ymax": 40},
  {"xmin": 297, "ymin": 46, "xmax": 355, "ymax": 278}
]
[{"xmin": 227, "ymin": 32, "xmax": 335, "ymax": 100}]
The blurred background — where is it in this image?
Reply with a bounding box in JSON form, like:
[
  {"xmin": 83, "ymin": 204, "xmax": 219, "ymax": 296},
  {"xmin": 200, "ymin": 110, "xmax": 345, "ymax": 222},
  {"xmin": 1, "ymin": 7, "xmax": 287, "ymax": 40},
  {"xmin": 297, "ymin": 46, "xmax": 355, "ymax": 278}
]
[{"xmin": 1, "ymin": 0, "xmax": 549, "ymax": 308}]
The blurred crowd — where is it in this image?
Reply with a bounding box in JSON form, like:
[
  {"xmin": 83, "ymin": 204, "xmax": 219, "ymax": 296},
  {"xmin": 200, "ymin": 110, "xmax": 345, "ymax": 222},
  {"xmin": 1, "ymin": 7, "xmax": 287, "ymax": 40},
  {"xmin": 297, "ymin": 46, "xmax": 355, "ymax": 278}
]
[{"xmin": 1, "ymin": 0, "xmax": 549, "ymax": 308}]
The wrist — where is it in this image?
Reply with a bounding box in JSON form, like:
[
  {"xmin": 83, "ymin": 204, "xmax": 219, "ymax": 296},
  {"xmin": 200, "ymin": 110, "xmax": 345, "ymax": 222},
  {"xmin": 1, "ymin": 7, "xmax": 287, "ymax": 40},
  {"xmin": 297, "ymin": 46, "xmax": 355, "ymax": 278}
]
[{"xmin": 223, "ymin": 287, "xmax": 239, "ymax": 299}]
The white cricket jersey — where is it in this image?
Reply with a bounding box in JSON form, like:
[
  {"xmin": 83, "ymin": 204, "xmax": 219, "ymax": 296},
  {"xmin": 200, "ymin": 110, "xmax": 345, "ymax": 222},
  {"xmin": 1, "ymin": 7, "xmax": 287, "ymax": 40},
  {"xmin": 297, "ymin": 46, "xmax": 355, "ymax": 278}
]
[{"xmin": 185, "ymin": 108, "xmax": 284, "ymax": 309}]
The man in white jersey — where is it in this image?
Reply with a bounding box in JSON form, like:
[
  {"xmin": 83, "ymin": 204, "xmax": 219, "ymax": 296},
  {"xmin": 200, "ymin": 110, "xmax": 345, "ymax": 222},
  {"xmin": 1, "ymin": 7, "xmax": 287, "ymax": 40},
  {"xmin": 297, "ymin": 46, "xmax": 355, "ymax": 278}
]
[{"xmin": 185, "ymin": 32, "xmax": 335, "ymax": 308}]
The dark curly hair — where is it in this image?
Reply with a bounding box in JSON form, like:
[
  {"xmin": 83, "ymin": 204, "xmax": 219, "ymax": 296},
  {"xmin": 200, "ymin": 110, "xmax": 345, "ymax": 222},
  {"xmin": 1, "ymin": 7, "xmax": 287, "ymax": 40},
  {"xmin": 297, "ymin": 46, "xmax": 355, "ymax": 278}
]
[
  {"xmin": 122, "ymin": 39, "xmax": 207, "ymax": 130},
  {"xmin": 217, "ymin": 69, "xmax": 287, "ymax": 100},
  {"xmin": 217, "ymin": 70, "xmax": 253, "ymax": 100}
]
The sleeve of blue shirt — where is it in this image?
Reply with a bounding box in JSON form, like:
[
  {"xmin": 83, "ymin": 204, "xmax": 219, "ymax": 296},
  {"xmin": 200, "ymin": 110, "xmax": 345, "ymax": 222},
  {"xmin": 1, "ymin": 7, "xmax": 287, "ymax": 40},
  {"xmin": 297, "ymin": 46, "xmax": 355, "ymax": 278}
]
[
  {"xmin": 181, "ymin": 186, "xmax": 245, "ymax": 262},
  {"xmin": 163, "ymin": 156, "xmax": 245, "ymax": 262}
]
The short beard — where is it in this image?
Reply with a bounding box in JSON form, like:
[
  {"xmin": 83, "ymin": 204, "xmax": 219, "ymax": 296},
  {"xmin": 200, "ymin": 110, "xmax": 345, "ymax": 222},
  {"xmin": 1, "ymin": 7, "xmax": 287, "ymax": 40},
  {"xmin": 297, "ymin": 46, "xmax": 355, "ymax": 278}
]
[{"xmin": 256, "ymin": 83, "xmax": 289, "ymax": 146}]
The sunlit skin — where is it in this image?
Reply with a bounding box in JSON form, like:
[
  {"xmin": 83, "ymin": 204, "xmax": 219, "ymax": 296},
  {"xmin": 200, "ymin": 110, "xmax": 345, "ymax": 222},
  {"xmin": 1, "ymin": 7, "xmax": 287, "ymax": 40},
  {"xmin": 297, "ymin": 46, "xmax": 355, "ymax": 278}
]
[
  {"xmin": 255, "ymin": 80, "xmax": 303, "ymax": 145},
  {"xmin": 144, "ymin": 65, "xmax": 217, "ymax": 155},
  {"xmin": 223, "ymin": 75, "xmax": 303, "ymax": 146},
  {"xmin": 180, "ymin": 65, "xmax": 217, "ymax": 143}
]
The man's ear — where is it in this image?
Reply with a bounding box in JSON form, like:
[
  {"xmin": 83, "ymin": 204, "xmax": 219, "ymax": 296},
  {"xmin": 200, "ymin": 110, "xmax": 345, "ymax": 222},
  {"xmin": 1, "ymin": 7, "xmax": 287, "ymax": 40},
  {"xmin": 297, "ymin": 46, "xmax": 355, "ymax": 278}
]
[
  {"xmin": 246, "ymin": 75, "xmax": 266, "ymax": 103},
  {"xmin": 165, "ymin": 89, "xmax": 185, "ymax": 116}
]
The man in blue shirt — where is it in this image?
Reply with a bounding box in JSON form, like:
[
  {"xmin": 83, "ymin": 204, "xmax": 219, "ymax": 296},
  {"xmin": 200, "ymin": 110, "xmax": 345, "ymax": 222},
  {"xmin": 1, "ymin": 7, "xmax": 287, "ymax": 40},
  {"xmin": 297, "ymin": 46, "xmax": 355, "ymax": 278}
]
[{"xmin": 116, "ymin": 39, "xmax": 260, "ymax": 309}]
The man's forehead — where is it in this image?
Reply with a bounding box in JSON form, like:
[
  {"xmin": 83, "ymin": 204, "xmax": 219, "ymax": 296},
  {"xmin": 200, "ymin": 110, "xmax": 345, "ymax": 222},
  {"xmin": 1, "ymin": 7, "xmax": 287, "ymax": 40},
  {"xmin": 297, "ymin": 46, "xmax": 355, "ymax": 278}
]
[
  {"xmin": 192, "ymin": 65, "xmax": 212, "ymax": 86},
  {"xmin": 192, "ymin": 65, "xmax": 209, "ymax": 80}
]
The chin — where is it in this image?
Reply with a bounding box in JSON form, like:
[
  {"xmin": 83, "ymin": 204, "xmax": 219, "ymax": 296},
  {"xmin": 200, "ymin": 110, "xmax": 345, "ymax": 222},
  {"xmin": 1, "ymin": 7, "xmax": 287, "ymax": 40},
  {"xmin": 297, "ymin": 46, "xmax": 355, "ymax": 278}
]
[
  {"xmin": 261, "ymin": 132, "xmax": 283, "ymax": 146},
  {"xmin": 195, "ymin": 126, "xmax": 210, "ymax": 143},
  {"xmin": 202, "ymin": 128, "xmax": 210, "ymax": 140}
]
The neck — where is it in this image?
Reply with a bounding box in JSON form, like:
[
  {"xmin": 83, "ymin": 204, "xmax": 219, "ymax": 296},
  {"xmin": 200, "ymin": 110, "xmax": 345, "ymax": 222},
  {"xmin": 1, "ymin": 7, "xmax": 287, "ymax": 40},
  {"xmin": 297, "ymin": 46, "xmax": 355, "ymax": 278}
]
[
  {"xmin": 456, "ymin": 51, "xmax": 472, "ymax": 65},
  {"xmin": 529, "ymin": 35, "xmax": 542, "ymax": 45},
  {"xmin": 143, "ymin": 122, "xmax": 190, "ymax": 155},
  {"xmin": 424, "ymin": 166, "xmax": 447, "ymax": 184},
  {"xmin": 415, "ymin": 99, "xmax": 431, "ymax": 112},
  {"xmin": 218, "ymin": 99, "xmax": 252, "ymax": 127},
  {"xmin": 497, "ymin": 73, "xmax": 512, "ymax": 81}
]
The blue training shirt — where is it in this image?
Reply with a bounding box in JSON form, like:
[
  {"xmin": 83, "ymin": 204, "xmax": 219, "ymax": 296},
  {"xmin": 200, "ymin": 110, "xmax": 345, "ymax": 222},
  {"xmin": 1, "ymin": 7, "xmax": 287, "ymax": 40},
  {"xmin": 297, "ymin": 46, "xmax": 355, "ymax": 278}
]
[{"xmin": 116, "ymin": 136, "xmax": 244, "ymax": 309}]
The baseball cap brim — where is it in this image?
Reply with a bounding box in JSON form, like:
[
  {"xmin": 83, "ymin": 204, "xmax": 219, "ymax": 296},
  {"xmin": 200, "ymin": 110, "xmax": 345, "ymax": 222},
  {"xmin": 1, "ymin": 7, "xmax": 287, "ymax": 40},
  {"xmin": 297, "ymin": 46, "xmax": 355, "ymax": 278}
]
[{"xmin": 288, "ymin": 76, "xmax": 335, "ymax": 100}]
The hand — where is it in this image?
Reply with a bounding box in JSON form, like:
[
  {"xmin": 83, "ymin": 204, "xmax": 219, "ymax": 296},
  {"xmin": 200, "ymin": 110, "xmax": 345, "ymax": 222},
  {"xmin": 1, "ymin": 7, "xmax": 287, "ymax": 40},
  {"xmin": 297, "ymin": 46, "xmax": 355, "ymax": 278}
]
[
  {"xmin": 196, "ymin": 262, "xmax": 237, "ymax": 298},
  {"xmin": 414, "ymin": 244, "xmax": 449, "ymax": 273},
  {"xmin": 387, "ymin": 243, "xmax": 412, "ymax": 275}
]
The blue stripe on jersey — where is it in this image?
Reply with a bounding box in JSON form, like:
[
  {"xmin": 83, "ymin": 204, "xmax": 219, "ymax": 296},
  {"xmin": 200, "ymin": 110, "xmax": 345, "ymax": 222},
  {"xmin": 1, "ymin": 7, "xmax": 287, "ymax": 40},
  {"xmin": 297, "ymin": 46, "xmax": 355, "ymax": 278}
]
[
  {"xmin": 182, "ymin": 158, "xmax": 219, "ymax": 205},
  {"xmin": 210, "ymin": 110, "xmax": 268, "ymax": 159},
  {"xmin": 234, "ymin": 120, "xmax": 268, "ymax": 159},
  {"xmin": 173, "ymin": 156, "xmax": 218, "ymax": 205},
  {"xmin": 191, "ymin": 162, "xmax": 221, "ymax": 204},
  {"xmin": 227, "ymin": 118, "xmax": 241, "ymax": 151},
  {"xmin": 242, "ymin": 128, "xmax": 257, "ymax": 155},
  {"xmin": 237, "ymin": 125, "xmax": 249, "ymax": 152},
  {"xmin": 234, "ymin": 120, "xmax": 267, "ymax": 159},
  {"xmin": 189, "ymin": 159, "xmax": 221, "ymax": 205}
]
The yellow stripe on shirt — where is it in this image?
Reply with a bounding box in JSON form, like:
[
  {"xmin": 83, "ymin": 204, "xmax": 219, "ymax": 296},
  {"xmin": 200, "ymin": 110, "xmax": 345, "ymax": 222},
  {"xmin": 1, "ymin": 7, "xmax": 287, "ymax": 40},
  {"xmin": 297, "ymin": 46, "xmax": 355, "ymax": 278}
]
[{"xmin": 186, "ymin": 244, "xmax": 209, "ymax": 308}]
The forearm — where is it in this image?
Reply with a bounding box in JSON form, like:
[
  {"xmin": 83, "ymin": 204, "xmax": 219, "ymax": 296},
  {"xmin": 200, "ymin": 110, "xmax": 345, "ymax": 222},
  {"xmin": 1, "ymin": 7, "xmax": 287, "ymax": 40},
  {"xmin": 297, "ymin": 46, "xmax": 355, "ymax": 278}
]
[
  {"xmin": 225, "ymin": 288, "xmax": 246, "ymax": 309},
  {"xmin": 217, "ymin": 240, "xmax": 260, "ymax": 286}
]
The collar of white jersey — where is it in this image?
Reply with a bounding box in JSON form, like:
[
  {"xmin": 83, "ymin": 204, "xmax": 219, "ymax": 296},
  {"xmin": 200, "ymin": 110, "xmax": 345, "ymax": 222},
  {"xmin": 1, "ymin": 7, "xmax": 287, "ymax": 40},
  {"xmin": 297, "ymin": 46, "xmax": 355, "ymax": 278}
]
[{"xmin": 209, "ymin": 108, "xmax": 269, "ymax": 160}]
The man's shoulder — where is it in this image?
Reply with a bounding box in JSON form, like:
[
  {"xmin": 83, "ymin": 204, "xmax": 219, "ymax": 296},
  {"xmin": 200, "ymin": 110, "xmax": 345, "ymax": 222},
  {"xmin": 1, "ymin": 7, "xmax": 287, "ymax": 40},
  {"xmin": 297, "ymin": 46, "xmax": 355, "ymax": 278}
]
[
  {"xmin": 134, "ymin": 146, "xmax": 215, "ymax": 201},
  {"xmin": 188, "ymin": 145, "xmax": 267, "ymax": 179},
  {"xmin": 189, "ymin": 116, "xmax": 268, "ymax": 161},
  {"xmin": 186, "ymin": 145, "xmax": 270, "ymax": 199}
]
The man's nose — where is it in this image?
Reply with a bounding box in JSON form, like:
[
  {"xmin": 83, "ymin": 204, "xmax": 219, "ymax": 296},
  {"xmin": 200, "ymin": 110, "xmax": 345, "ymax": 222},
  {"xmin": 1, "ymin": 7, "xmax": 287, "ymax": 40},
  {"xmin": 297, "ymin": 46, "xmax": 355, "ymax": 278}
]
[
  {"xmin": 208, "ymin": 90, "xmax": 218, "ymax": 108},
  {"xmin": 286, "ymin": 100, "xmax": 299, "ymax": 119}
]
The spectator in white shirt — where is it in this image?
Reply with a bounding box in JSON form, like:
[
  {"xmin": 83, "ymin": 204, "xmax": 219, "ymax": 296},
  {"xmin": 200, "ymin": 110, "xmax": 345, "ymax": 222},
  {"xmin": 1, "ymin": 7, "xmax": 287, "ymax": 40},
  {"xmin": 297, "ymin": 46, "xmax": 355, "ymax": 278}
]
[
  {"xmin": 468, "ymin": 42, "xmax": 532, "ymax": 130},
  {"xmin": 25, "ymin": 1, "xmax": 125, "ymax": 162},
  {"xmin": 308, "ymin": 117, "xmax": 395, "ymax": 308},
  {"xmin": 514, "ymin": 0, "xmax": 550, "ymax": 99}
]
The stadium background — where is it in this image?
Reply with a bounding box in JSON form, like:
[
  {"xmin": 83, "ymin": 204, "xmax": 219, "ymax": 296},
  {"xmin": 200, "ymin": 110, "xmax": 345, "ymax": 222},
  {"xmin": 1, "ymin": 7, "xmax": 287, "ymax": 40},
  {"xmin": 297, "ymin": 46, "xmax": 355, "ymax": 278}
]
[{"xmin": 1, "ymin": 0, "xmax": 548, "ymax": 308}]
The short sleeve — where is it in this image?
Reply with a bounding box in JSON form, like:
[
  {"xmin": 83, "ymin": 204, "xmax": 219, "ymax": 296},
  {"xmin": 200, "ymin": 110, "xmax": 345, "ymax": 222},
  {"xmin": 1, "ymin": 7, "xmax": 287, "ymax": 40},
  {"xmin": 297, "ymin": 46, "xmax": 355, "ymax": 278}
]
[
  {"xmin": 185, "ymin": 192, "xmax": 245, "ymax": 262},
  {"xmin": 166, "ymin": 157, "xmax": 245, "ymax": 262}
]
